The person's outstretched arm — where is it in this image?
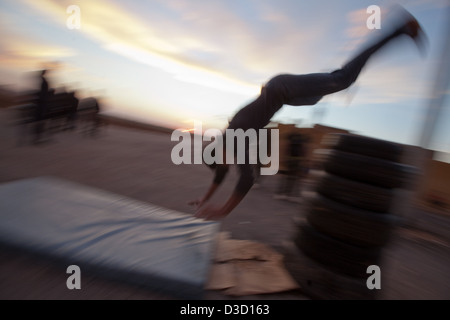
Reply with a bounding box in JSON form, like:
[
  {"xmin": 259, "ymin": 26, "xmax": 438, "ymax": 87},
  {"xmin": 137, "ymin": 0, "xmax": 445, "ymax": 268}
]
[
  {"xmin": 188, "ymin": 164, "xmax": 229, "ymax": 209},
  {"xmin": 188, "ymin": 182, "xmax": 219, "ymax": 208},
  {"xmin": 194, "ymin": 162, "xmax": 254, "ymax": 220},
  {"xmin": 194, "ymin": 191, "xmax": 246, "ymax": 220}
]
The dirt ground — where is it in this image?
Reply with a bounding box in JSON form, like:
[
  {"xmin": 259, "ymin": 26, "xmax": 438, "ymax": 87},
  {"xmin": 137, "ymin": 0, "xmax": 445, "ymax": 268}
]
[{"xmin": 0, "ymin": 106, "xmax": 449, "ymax": 300}]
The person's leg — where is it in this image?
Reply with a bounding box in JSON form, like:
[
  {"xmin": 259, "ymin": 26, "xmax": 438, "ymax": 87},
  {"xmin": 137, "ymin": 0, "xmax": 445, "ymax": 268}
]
[
  {"xmin": 227, "ymin": 8, "xmax": 424, "ymax": 132},
  {"xmin": 266, "ymin": 10, "xmax": 424, "ymax": 104},
  {"xmin": 327, "ymin": 15, "xmax": 422, "ymax": 93}
]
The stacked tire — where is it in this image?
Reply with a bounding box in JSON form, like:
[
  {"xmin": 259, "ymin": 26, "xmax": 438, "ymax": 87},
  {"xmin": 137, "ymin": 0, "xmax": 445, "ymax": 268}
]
[{"xmin": 294, "ymin": 133, "xmax": 415, "ymax": 299}]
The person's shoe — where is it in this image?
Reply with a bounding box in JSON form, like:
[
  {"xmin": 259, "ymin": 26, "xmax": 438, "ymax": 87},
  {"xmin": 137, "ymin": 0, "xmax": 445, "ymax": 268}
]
[
  {"xmin": 395, "ymin": 5, "xmax": 429, "ymax": 56},
  {"xmin": 404, "ymin": 17, "xmax": 428, "ymax": 56}
]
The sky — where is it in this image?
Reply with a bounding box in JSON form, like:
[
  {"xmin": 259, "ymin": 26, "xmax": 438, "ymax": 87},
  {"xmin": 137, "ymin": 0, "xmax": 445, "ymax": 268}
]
[{"xmin": 0, "ymin": 0, "xmax": 449, "ymax": 157}]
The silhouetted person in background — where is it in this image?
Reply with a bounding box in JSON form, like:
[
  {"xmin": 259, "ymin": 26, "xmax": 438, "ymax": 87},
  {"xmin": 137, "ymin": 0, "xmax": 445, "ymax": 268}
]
[
  {"xmin": 190, "ymin": 7, "xmax": 426, "ymax": 220},
  {"xmin": 66, "ymin": 91, "xmax": 79, "ymax": 131},
  {"xmin": 77, "ymin": 96, "xmax": 103, "ymax": 136},
  {"xmin": 274, "ymin": 133, "xmax": 306, "ymax": 201},
  {"xmin": 34, "ymin": 69, "xmax": 50, "ymax": 143}
]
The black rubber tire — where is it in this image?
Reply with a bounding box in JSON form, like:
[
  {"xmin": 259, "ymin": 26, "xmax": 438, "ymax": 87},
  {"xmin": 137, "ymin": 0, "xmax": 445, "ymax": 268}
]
[
  {"xmin": 323, "ymin": 150, "xmax": 413, "ymax": 189},
  {"xmin": 322, "ymin": 133, "xmax": 404, "ymax": 162},
  {"xmin": 307, "ymin": 194, "xmax": 399, "ymax": 247},
  {"xmin": 295, "ymin": 223, "xmax": 381, "ymax": 278},
  {"xmin": 317, "ymin": 173, "xmax": 393, "ymax": 213}
]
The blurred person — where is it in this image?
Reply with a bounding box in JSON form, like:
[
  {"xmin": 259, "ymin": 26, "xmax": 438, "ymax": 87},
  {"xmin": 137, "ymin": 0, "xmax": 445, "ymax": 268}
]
[
  {"xmin": 77, "ymin": 96, "xmax": 102, "ymax": 136},
  {"xmin": 34, "ymin": 69, "xmax": 51, "ymax": 143},
  {"xmin": 65, "ymin": 91, "xmax": 79, "ymax": 131},
  {"xmin": 191, "ymin": 7, "xmax": 426, "ymax": 220},
  {"xmin": 274, "ymin": 133, "xmax": 307, "ymax": 202}
]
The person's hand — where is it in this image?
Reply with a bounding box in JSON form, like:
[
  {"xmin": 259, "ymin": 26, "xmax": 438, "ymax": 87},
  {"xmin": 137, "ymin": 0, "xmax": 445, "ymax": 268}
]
[{"xmin": 194, "ymin": 205, "xmax": 228, "ymax": 221}]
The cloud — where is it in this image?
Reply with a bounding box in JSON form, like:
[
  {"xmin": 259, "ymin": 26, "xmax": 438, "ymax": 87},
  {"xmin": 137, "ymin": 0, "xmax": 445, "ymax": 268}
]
[
  {"xmin": 3, "ymin": 38, "xmax": 75, "ymax": 59},
  {"xmin": 19, "ymin": 0, "xmax": 426, "ymax": 103},
  {"xmin": 19, "ymin": 0, "xmax": 328, "ymax": 95},
  {"xmin": 19, "ymin": 0, "xmax": 260, "ymax": 94},
  {"xmin": 343, "ymin": 7, "xmax": 387, "ymax": 54},
  {"xmin": 407, "ymin": 0, "xmax": 450, "ymax": 9},
  {"xmin": 346, "ymin": 8, "xmax": 372, "ymax": 40},
  {"xmin": 0, "ymin": 33, "xmax": 76, "ymax": 71},
  {"xmin": 0, "ymin": 9, "xmax": 77, "ymax": 73}
]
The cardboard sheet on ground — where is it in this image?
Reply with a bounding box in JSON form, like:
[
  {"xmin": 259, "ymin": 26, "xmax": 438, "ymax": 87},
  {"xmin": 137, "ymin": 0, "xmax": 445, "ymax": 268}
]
[
  {"xmin": 206, "ymin": 232, "xmax": 299, "ymax": 296},
  {"xmin": 0, "ymin": 177, "xmax": 219, "ymax": 298}
]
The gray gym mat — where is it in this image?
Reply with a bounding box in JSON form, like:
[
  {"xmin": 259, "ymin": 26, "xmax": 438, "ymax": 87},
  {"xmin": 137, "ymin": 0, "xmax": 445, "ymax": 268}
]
[{"xmin": 0, "ymin": 177, "xmax": 219, "ymax": 298}]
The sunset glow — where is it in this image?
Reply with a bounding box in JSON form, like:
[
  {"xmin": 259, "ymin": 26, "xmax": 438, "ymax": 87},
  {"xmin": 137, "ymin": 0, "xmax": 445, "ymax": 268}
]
[{"xmin": 0, "ymin": 0, "xmax": 449, "ymax": 154}]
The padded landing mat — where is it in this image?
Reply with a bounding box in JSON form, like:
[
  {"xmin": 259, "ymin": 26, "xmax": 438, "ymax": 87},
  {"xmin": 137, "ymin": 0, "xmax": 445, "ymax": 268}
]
[{"xmin": 0, "ymin": 177, "xmax": 219, "ymax": 298}]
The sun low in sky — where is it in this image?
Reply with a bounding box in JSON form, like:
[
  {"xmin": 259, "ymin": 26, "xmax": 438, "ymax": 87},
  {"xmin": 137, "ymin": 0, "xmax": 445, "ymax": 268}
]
[{"xmin": 0, "ymin": 0, "xmax": 449, "ymax": 155}]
